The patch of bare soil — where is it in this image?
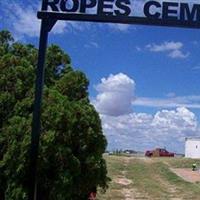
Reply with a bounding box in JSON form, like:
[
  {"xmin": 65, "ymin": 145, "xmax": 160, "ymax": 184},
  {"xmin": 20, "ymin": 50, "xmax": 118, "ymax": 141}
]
[
  {"xmin": 114, "ymin": 177, "xmax": 132, "ymax": 186},
  {"xmin": 113, "ymin": 175, "xmax": 135, "ymax": 199},
  {"xmin": 171, "ymin": 168, "xmax": 200, "ymax": 183},
  {"xmin": 113, "ymin": 157, "xmax": 149, "ymax": 200}
]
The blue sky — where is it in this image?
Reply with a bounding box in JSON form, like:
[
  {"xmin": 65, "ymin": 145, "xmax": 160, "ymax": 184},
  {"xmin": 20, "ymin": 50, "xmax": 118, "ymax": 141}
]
[{"xmin": 2, "ymin": 0, "xmax": 200, "ymax": 153}]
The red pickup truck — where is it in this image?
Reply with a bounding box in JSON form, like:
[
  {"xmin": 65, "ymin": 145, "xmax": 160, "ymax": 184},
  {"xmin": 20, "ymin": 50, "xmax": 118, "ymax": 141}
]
[{"xmin": 145, "ymin": 148, "xmax": 174, "ymax": 157}]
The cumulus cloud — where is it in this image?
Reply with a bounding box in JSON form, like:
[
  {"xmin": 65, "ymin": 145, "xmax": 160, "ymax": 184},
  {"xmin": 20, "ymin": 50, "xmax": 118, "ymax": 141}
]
[
  {"xmin": 1, "ymin": 1, "xmax": 134, "ymax": 39},
  {"xmin": 94, "ymin": 74, "xmax": 200, "ymax": 113},
  {"xmin": 152, "ymin": 107, "xmax": 197, "ymax": 131},
  {"xmin": 93, "ymin": 73, "xmax": 200, "ymax": 152},
  {"xmin": 101, "ymin": 107, "xmax": 199, "ymax": 153},
  {"xmin": 93, "ymin": 73, "xmax": 135, "ymax": 116},
  {"xmin": 146, "ymin": 41, "xmax": 189, "ymax": 59}
]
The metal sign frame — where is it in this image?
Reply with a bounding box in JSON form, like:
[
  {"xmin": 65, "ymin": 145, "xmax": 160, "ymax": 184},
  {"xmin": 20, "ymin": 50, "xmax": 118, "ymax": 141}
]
[
  {"xmin": 37, "ymin": 11, "xmax": 200, "ymax": 29},
  {"xmin": 30, "ymin": 1, "xmax": 200, "ymax": 199}
]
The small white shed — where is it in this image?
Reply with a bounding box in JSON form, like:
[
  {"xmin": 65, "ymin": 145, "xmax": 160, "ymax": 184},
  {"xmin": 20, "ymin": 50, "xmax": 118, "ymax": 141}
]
[{"xmin": 185, "ymin": 137, "xmax": 200, "ymax": 159}]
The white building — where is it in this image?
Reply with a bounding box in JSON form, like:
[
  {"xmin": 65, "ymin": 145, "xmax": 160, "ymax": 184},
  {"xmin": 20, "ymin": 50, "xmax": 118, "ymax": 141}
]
[{"xmin": 185, "ymin": 138, "xmax": 200, "ymax": 159}]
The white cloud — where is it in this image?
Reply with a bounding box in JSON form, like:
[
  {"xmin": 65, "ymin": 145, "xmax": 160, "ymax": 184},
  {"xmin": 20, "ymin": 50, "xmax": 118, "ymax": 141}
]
[
  {"xmin": 135, "ymin": 46, "xmax": 142, "ymax": 52},
  {"xmin": 147, "ymin": 41, "xmax": 183, "ymax": 52},
  {"xmin": 168, "ymin": 49, "xmax": 189, "ymax": 59},
  {"xmin": 146, "ymin": 41, "xmax": 189, "ymax": 59},
  {"xmin": 94, "ymin": 74, "xmax": 200, "ymax": 111},
  {"xmin": 12, "ymin": 4, "xmax": 40, "ymax": 37},
  {"xmin": 93, "ymin": 73, "xmax": 135, "ymax": 116},
  {"xmin": 2, "ymin": 1, "xmax": 132, "ymax": 39},
  {"xmin": 93, "ymin": 73, "xmax": 200, "ymax": 152},
  {"xmin": 166, "ymin": 92, "xmax": 176, "ymax": 98},
  {"xmin": 133, "ymin": 96, "xmax": 200, "ymax": 109},
  {"xmin": 1, "ymin": 1, "xmax": 91, "ymax": 38},
  {"xmin": 84, "ymin": 42, "xmax": 99, "ymax": 48},
  {"xmin": 101, "ymin": 107, "xmax": 199, "ymax": 152},
  {"xmin": 152, "ymin": 107, "xmax": 197, "ymax": 131},
  {"xmin": 107, "ymin": 24, "xmax": 131, "ymax": 32},
  {"xmin": 1, "ymin": 2, "xmax": 40, "ymax": 38},
  {"xmin": 2, "ymin": 2, "xmax": 67, "ymax": 38}
]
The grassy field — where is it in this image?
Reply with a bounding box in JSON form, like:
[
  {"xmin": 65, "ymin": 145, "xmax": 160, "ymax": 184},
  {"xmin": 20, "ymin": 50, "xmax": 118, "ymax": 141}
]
[{"xmin": 97, "ymin": 155, "xmax": 200, "ymax": 200}]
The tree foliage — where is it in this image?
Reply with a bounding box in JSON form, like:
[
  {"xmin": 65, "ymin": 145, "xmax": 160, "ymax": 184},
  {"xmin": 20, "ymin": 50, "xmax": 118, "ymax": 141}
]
[{"xmin": 0, "ymin": 30, "xmax": 109, "ymax": 200}]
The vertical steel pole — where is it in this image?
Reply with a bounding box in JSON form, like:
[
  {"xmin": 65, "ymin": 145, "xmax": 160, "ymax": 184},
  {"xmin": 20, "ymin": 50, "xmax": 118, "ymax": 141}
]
[{"xmin": 29, "ymin": 19, "xmax": 49, "ymax": 200}]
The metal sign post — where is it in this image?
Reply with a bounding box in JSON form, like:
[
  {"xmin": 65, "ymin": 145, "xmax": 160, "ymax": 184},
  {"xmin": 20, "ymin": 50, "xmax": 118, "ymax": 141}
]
[
  {"xmin": 30, "ymin": 0, "xmax": 200, "ymax": 199},
  {"xmin": 29, "ymin": 18, "xmax": 56, "ymax": 200}
]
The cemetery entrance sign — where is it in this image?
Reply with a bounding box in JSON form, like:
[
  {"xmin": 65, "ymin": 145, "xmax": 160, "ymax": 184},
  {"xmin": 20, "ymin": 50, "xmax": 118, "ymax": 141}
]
[
  {"xmin": 30, "ymin": 0, "xmax": 200, "ymax": 200},
  {"xmin": 38, "ymin": 0, "xmax": 200, "ymax": 28}
]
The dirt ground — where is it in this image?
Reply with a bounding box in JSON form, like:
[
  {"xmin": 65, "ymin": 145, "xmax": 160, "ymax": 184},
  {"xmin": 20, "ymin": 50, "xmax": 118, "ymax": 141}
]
[
  {"xmin": 97, "ymin": 155, "xmax": 200, "ymax": 200},
  {"xmin": 113, "ymin": 157, "xmax": 148, "ymax": 200},
  {"xmin": 171, "ymin": 168, "xmax": 200, "ymax": 183}
]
